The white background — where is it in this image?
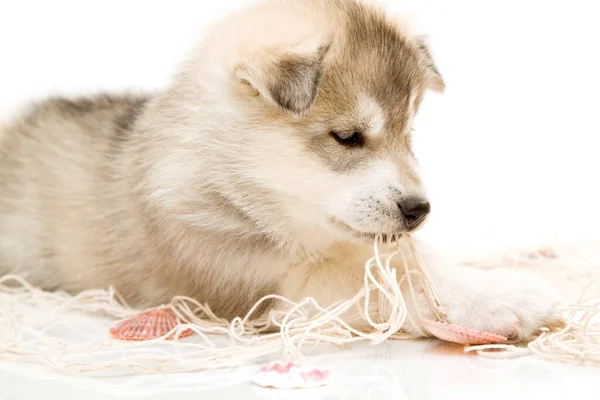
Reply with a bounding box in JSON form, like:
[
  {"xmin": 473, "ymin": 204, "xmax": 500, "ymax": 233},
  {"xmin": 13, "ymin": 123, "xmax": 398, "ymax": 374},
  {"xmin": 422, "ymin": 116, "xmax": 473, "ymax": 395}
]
[
  {"xmin": 1, "ymin": 0, "xmax": 599, "ymax": 247},
  {"xmin": 1, "ymin": 2, "xmax": 600, "ymax": 399}
]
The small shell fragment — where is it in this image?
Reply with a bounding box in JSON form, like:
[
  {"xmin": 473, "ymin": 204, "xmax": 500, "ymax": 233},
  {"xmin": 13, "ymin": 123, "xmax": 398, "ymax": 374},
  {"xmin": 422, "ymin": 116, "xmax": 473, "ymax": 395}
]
[
  {"xmin": 109, "ymin": 308, "xmax": 193, "ymax": 341},
  {"xmin": 422, "ymin": 319, "xmax": 508, "ymax": 345},
  {"xmin": 252, "ymin": 361, "xmax": 330, "ymax": 389}
]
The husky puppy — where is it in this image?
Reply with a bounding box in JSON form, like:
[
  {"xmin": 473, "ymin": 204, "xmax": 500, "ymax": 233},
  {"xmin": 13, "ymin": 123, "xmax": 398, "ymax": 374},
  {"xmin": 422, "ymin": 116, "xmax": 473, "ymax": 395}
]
[{"xmin": 0, "ymin": 0, "xmax": 556, "ymax": 339}]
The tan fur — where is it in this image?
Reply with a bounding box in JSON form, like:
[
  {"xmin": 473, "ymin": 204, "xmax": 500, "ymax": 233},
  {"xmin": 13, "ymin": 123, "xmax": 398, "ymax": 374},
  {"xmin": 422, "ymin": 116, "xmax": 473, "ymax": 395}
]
[{"xmin": 0, "ymin": 0, "xmax": 557, "ymax": 340}]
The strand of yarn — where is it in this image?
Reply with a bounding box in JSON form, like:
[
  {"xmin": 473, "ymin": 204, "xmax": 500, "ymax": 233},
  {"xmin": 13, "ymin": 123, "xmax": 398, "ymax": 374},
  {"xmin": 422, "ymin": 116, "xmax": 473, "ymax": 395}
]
[
  {"xmin": 0, "ymin": 234, "xmax": 441, "ymax": 375},
  {"xmin": 465, "ymin": 278, "xmax": 600, "ymax": 365}
]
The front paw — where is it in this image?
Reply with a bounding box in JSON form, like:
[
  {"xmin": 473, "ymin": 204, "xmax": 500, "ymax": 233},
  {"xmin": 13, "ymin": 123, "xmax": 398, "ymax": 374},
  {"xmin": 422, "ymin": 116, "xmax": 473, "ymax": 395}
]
[{"xmin": 438, "ymin": 268, "xmax": 559, "ymax": 341}]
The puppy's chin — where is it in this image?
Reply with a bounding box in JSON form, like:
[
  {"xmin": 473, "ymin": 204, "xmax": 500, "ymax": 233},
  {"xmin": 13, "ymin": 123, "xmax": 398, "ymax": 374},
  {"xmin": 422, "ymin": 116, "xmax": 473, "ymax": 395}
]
[{"xmin": 330, "ymin": 217, "xmax": 406, "ymax": 244}]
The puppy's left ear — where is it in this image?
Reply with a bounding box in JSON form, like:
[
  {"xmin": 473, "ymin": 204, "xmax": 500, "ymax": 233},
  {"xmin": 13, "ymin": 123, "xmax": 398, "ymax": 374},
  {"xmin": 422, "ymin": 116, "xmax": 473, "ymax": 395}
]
[
  {"xmin": 236, "ymin": 40, "xmax": 329, "ymax": 114},
  {"xmin": 414, "ymin": 36, "xmax": 445, "ymax": 93}
]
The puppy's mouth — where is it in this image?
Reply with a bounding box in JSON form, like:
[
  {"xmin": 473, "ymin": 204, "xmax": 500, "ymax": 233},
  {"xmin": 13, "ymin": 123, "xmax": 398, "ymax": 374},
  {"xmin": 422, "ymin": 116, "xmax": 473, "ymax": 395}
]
[{"xmin": 330, "ymin": 218, "xmax": 402, "ymax": 243}]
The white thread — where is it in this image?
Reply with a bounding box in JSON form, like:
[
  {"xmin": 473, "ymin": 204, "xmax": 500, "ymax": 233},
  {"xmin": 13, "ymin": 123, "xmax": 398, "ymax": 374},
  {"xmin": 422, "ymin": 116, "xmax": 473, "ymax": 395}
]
[
  {"xmin": 0, "ymin": 235, "xmax": 441, "ymax": 374},
  {"xmin": 2, "ymin": 236, "xmax": 597, "ymax": 373}
]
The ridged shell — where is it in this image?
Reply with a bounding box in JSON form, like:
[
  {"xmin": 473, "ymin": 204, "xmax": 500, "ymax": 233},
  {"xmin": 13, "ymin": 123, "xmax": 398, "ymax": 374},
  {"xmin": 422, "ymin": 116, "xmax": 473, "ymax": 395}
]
[
  {"xmin": 422, "ymin": 319, "xmax": 508, "ymax": 345},
  {"xmin": 109, "ymin": 308, "xmax": 193, "ymax": 341}
]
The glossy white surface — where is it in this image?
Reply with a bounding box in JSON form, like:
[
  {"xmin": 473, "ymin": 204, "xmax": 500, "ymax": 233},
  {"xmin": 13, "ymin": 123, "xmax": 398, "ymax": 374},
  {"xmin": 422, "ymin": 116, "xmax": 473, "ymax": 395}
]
[
  {"xmin": 3, "ymin": 339, "xmax": 599, "ymax": 400},
  {"xmin": 1, "ymin": 0, "xmax": 599, "ymax": 398}
]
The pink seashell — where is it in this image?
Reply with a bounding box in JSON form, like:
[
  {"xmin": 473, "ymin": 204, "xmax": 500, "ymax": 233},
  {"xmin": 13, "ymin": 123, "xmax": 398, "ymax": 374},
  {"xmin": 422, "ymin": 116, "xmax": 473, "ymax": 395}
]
[
  {"xmin": 421, "ymin": 319, "xmax": 508, "ymax": 345},
  {"xmin": 300, "ymin": 368, "xmax": 330, "ymax": 384},
  {"xmin": 259, "ymin": 361, "xmax": 299, "ymax": 374},
  {"xmin": 252, "ymin": 361, "xmax": 330, "ymax": 389},
  {"xmin": 109, "ymin": 308, "xmax": 193, "ymax": 341}
]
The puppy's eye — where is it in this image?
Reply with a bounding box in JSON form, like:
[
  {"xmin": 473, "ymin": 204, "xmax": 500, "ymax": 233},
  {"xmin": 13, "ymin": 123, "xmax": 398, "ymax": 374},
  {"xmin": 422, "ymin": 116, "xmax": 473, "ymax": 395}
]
[{"xmin": 330, "ymin": 130, "xmax": 363, "ymax": 147}]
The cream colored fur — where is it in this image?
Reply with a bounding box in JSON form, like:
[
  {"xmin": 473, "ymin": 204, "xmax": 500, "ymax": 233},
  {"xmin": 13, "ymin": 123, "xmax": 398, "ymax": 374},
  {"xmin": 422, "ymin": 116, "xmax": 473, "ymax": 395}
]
[{"xmin": 0, "ymin": 0, "xmax": 558, "ymax": 340}]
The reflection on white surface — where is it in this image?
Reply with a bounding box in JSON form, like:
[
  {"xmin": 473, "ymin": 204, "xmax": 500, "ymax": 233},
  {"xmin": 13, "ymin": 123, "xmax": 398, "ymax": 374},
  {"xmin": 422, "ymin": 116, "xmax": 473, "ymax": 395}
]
[
  {"xmin": 3, "ymin": 339, "xmax": 599, "ymax": 400},
  {"xmin": 1, "ymin": 0, "xmax": 600, "ymax": 398}
]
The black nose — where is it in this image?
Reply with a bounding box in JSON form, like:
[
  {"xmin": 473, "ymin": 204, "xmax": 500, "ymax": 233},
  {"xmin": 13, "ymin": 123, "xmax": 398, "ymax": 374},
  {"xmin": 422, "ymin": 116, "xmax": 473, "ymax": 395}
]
[{"xmin": 398, "ymin": 197, "xmax": 431, "ymax": 229}]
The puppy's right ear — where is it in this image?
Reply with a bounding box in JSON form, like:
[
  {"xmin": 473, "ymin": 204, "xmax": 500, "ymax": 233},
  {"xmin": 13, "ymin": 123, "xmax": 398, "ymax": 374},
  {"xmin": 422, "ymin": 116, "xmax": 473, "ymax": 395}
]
[
  {"xmin": 414, "ymin": 36, "xmax": 445, "ymax": 93},
  {"xmin": 236, "ymin": 40, "xmax": 329, "ymax": 114}
]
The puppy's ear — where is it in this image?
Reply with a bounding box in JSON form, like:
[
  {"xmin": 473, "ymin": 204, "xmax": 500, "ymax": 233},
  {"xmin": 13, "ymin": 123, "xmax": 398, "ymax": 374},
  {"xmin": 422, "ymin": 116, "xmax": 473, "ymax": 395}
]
[
  {"xmin": 236, "ymin": 41, "xmax": 329, "ymax": 114},
  {"xmin": 414, "ymin": 36, "xmax": 445, "ymax": 93}
]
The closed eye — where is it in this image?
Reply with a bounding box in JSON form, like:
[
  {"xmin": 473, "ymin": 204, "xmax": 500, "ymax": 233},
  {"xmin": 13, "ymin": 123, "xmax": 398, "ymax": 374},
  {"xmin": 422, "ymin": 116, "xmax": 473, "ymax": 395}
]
[{"xmin": 330, "ymin": 130, "xmax": 363, "ymax": 147}]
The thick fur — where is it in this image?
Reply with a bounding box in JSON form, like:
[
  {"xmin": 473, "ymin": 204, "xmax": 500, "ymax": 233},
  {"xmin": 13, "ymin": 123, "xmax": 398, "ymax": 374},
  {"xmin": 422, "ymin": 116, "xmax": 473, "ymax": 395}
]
[{"xmin": 0, "ymin": 0, "xmax": 557, "ymax": 339}]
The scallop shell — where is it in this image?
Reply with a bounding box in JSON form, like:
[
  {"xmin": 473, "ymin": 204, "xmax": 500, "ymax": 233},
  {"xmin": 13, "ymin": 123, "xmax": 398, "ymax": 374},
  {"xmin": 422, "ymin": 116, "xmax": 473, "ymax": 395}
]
[
  {"xmin": 252, "ymin": 361, "xmax": 330, "ymax": 389},
  {"xmin": 421, "ymin": 319, "xmax": 508, "ymax": 345},
  {"xmin": 109, "ymin": 308, "xmax": 193, "ymax": 341}
]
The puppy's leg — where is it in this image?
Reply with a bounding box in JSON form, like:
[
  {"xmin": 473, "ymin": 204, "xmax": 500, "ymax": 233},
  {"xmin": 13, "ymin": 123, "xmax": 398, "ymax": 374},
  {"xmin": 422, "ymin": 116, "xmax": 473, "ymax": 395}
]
[
  {"xmin": 280, "ymin": 243, "xmax": 373, "ymax": 310},
  {"xmin": 413, "ymin": 239, "xmax": 559, "ymax": 340},
  {"xmin": 281, "ymin": 240, "xmax": 558, "ymax": 341}
]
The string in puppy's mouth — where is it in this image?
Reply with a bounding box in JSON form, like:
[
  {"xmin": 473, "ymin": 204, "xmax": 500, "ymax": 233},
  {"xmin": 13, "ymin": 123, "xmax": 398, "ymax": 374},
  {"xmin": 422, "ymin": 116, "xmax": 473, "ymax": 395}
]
[{"xmin": 330, "ymin": 218, "xmax": 403, "ymax": 244}]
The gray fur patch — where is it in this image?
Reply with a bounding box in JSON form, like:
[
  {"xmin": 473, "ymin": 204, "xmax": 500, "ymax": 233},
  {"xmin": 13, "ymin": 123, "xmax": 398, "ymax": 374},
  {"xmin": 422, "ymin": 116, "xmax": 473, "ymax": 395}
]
[{"xmin": 270, "ymin": 54, "xmax": 323, "ymax": 113}]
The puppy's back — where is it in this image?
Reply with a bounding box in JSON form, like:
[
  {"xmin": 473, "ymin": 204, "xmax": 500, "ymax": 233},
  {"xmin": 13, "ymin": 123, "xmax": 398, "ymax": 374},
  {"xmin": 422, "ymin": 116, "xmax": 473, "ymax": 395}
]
[{"xmin": 0, "ymin": 95, "xmax": 149, "ymax": 288}]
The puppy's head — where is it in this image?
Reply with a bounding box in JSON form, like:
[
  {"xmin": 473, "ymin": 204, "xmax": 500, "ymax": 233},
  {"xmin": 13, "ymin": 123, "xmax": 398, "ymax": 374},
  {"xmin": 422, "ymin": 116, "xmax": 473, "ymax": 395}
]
[{"xmin": 158, "ymin": 0, "xmax": 444, "ymax": 246}]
